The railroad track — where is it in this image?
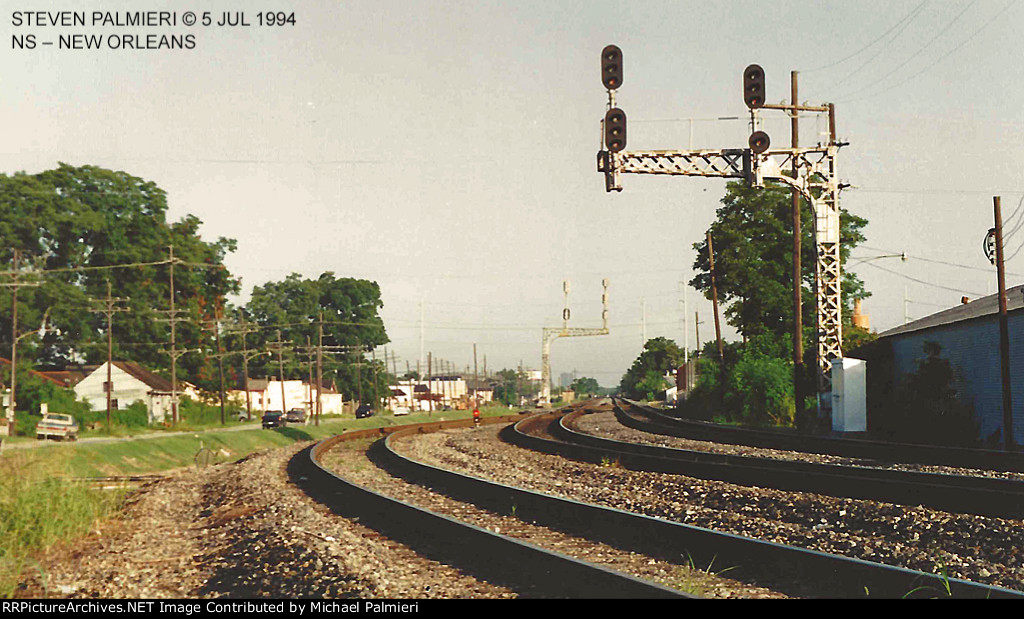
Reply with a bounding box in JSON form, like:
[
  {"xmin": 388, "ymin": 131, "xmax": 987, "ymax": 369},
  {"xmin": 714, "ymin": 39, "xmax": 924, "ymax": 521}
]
[
  {"xmin": 539, "ymin": 398, "xmax": 1024, "ymax": 520},
  {"xmin": 291, "ymin": 415, "xmax": 689, "ymax": 599},
  {"xmin": 296, "ymin": 410, "xmax": 1021, "ymax": 598},
  {"xmin": 620, "ymin": 398, "xmax": 1024, "ymax": 472}
]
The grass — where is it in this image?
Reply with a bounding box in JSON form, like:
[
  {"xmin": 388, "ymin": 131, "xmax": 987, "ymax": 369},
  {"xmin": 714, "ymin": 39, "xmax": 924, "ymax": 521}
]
[
  {"xmin": 0, "ymin": 450, "xmax": 126, "ymax": 598},
  {"xmin": 0, "ymin": 402, "xmax": 521, "ymax": 597}
]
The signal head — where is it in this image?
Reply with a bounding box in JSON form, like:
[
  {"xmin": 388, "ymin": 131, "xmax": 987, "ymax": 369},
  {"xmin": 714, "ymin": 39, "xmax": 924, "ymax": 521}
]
[
  {"xmin": 604, "ymin": 107, "xmax": 627, "ymax": 153},
  {"xmin": 601, "ymin": 45, "xmax": 623, "ymax": 90},
  {"xmin": 749, "ymin": 130, "xmax": 770, "ymax": 154},
  {"xmin": 743, "ymin": 64, "xmax": 766, "ymax": 109}
]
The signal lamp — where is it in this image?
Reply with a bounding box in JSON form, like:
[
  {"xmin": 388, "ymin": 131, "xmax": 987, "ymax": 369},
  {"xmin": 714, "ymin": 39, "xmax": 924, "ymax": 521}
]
[
  {"xmin": 604, "ymin": 108, "xmax": 627, "ymax": 153},
  {"xmin": 749, "ymin": 130, "xmax": 770, "ymax": 154},
  {"xmin": 601, "ymin": 45, "xmax": 623, "ymax": 90},
  {"xmin": 743, "ymin": 64, "xmax": 765, "ymax": 109}
]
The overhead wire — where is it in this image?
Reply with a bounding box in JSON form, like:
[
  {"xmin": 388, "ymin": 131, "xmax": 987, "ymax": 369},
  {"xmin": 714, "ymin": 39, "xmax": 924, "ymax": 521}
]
[
  {"xmin": 801, "ymin": 0, "xmax": 931, "ymax": 73},
  {"xmin": 838, "ymin": 0, "xmax": 1018, "ymax": 104}
]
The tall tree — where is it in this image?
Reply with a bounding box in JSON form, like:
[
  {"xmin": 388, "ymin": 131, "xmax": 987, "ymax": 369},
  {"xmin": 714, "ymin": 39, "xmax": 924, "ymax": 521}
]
[
  {"xmin": 690, "ymin": 181, "xmax": 868, "ymax": 345},
  {"xmin": 0, "ymin": 164, "xmax": 240, "ymax": 383},
  {"xmin": 244, "ymin": 272, "xmax": 388, "ymax": 402},
  {"xmin": 619, "ymin": 337, "xmax": 685, "ymax": 400}
]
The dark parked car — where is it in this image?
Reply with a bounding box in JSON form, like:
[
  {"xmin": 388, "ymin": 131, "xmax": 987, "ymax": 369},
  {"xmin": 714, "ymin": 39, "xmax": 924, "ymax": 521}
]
[
  {"xmin": 262, "ymin": 411, "xmax": 287, "ymax": 429},
  {"xmin": 285, "ymin": 408, "xmax": 306, "ymax": 423},
  {"xmin": 355, "ymin": 404, "xmax": 374, "ymax": 419}
]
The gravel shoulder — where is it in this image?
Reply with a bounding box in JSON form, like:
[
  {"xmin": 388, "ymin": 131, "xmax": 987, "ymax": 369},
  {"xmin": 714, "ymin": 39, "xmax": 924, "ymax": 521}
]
[{"xmin": 19, "ymin": 442, "xmax": 514, "ymax": 599}]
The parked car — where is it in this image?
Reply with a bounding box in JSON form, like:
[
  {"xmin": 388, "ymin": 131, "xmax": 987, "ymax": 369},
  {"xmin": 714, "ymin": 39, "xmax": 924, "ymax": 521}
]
[
  {"xmin": 262, "ymin": 411, "xmax": 287, "ymax": 429},
  {"xmin": 35, "ymin": 413, "xmax": 79, "ymax": 441},
  {"xmin": 392, "ymin": 406, "xmax": 411, "ymax": 416},
  {"xmin": 355, "ymin": 404, "xmax": 374, "ymax": 419},
  {"xmin": 285, "ymin": 408, "xmax": 306, "ymax": 423}
]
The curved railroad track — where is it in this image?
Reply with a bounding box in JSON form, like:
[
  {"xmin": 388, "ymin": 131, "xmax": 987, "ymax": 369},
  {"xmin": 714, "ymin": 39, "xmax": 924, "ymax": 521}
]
[
  {"xmin": 290, "ymin": 414, "xmax": 689, "ymax": 599},
  {"xmin": 296, "ymin": 407, "xmax": 1022, "ymax": 598},
  {"xmin": 619, "ymin": 398, "xmax": 1024, "ymax": 472},
  {"xmin": 539, "ymin": 398, "xmax": 1024, "ymax": 519}
]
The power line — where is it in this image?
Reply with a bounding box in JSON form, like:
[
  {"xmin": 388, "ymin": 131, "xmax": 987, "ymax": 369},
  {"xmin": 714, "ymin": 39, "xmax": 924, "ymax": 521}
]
[
  {"xmin": 802, "ymin": 0, "xmax": 933, "ymax": 80},
  {"xmin": 801, "ymin": 0, "xmax": 931, "ymax": 73},
  {"xmin": 809, "ymin": 0, "xmax": 931, "ymax": 97},
  {"xmin": 859, "ymin": 259, "xmax": 985, "ymax": 296},
  {"xmin": 839, "ymin": 0, "xmax": 1017, "ymax": 104}
]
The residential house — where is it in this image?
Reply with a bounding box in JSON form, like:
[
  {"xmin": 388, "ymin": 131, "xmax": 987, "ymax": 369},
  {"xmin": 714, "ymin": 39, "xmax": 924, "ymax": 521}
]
[{"xmin": 73, "ymin": 362, "xmax": 176, "ymax": 424}]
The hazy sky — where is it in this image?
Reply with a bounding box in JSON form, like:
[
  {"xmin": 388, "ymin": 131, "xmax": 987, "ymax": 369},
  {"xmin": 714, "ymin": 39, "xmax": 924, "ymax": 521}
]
[{"xmin": 3, "ymin": 0, "xmax": 1023, "ymax": 386}]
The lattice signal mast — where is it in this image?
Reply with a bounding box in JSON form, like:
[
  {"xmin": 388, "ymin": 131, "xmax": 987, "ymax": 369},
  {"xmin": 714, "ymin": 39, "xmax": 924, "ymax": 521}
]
[
  {"xmin": 596, "ymin": 46, "xmax": 848, "ymax": 408},
  {"xmin": 540, "ymin": 279, "xmax": 609, "ymax": 405}
]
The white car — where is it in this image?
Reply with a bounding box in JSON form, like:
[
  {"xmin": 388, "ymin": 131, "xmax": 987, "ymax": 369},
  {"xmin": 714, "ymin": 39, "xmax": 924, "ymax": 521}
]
[{"xmin": 392, "ymin": 407, "xmax": 411, "ymax": 416}]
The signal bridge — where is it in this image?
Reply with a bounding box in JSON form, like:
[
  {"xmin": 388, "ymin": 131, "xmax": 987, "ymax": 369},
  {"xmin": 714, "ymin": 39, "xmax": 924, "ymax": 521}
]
[{"xmin": 597, "ymin": 46, "xmax": 846, "ymax": 408}]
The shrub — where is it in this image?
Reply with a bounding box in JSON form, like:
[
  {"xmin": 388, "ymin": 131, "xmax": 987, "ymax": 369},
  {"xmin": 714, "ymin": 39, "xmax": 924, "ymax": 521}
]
[{"xmin": 725, "ymin": 353, "xmax": 794, "ymax": 427}]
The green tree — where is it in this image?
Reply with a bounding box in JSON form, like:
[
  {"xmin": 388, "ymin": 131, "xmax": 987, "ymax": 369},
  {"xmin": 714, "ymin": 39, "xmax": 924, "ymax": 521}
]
[
  {"xmin": 244, "ymin": 272, "xmax": 388, "ymax": 404},
  {"xmin": 690, "ymin": 181, "xmax": 868, "ymax": 345},
  {"xmin": 0, "ymin": 165, "xmax": 239, "ymax": 394},
  {"xmin": 619, "ymin": 337, "xmax": 685, "ymax": 401},
  {"xmin": 569, "ymin": 376, "xmax": 600, "ymax": 397}
]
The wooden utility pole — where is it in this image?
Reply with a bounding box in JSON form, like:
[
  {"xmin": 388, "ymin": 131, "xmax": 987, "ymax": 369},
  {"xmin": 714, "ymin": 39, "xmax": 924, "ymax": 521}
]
[
  {"xmin": 155, "ymin": 246, "xmax": 186, "ymax": 424},
  {"xmin": 371, "ymin": 348, "xmax": 380, "ymax": 412},
  {"xmin": 90, "ymin": 281, "xmax": 130, "ymax": 432},
  {"xmin": 707, "ymin": 232, "xmax": 724, "ymax": 363},
  {"xmin": 3, "ymin": 249, "xmax": 41, "ymax": 434},
  {"xmin": 233, "ymin": 312, "xmax": 260, "ymax": 421},
  {"xmin": 267, "ymin": 330, "xmax": 288, "ymax": 412},
  {"xmin": 994, "ymin": 196, "xmax": 1016, "ymax": 450},
  {"xmin": 473, "ymin": 343, "xmax": 479, "ymax": 408},
  {"xmin": 201, "ymin": 308, "xmax": 230, "ymax": 426},
  {"xmin": 316, "ymin": 313, "xmax": 323, "ymax": 426},
  {"xmin": 790, "ymin": 71, "xmax": 805, "ymax": 423},
  {"xmin": 427, "ymin": 352, "xmax": 433, "ymax": 414}
]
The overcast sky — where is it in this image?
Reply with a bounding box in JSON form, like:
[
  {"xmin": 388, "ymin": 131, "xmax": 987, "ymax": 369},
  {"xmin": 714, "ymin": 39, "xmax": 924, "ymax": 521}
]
[{"xmin": 3, "ymin": 0, "xmax": 1023, "ymax": 386}]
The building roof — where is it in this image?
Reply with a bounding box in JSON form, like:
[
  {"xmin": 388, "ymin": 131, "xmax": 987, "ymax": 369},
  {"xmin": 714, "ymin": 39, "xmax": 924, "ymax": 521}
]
[
  {"xmin": 878, "ymin": 283, "xmax": 1024, "ymax": 339},
  {"xmin": 111, "ymin": 362, "xmax": 174, "ymax": 392},
  {"xmin": 0, "ymin": 358, "xmax": 80, "ymax": 387}
]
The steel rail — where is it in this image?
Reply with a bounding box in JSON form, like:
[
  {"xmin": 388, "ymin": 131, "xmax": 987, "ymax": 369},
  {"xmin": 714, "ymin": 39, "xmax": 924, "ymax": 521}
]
[
  {"xmin": 621, "ymin": 398, "xmax": 1024, "ymax": 472},
  {"xmin": 549, "ymin": 401, "xmax": 1024, "ymax": 520},
  {"xmin": 293, "ymin": 415, "xmax": 689, "ymax": 599},
  {"xmin": 502, "ymin": 411, "xmax": 1023, "ymax": 599}
]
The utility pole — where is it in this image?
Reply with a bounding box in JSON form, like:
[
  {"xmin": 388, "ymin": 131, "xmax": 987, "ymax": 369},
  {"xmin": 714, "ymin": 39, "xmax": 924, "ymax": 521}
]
[
  {"xmin": 155, "ymin": 246, "xmax": 186, "ymax": 424},
  {"xmin": 427, "ymin": 352, "xmax": 433, "ymax": 414},
  {"xmin": 640, "ymin": 298, "xmax": 647, "ymax": 348},
  {"xmin": 2, "ymin": 249, "xmax": 41, "ymax": 434},
  {"xmin": 994, "ymin": 196, "xmax": 1016, "ymax": 450},
  {"xmin": 316, "ymin": 313, "xmax": 324, "ymax": 426},
  {"xmin": 231, "ymin": 312, "xmax": 261, "ymax": 421},
  {"xmin": 473, "ymin": 343, "xmax": 479, "ymax": 408},
  {"xmin": 695, "ymin": 311, "xmax": 703, "ymax": 356},
  {"xmin": 707, "ymin": 231, "xmax": 724, "ymax": 364},
  {"xmin": 371, "ymin": 348, "xmax": 380, "ymax": 413},
  {"xmin": 597, "ymin": 49, "xmax": 845, "ymax": 412},
  {"xmin": 790, "ymin": 71, "xmax": 805, "ymax": 424},
  {"xmin": 267, "ymin": 330, "xmax": 288, "ymax": 413},
  {"xmin": 90, "ymin": 280, "xmax": 130, "ymax": 432},
  {"xmin": 201, "ymin": 308, "xmax": 230, "ymax": 426}
]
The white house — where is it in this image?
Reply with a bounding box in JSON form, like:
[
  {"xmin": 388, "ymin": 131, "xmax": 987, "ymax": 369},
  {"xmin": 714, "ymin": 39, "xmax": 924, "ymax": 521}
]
[
  {"xmin": 232, "ymin": 378, "xmax": 345, "ymax": 416},
  {"xmin": 73, "ymin": 362, "xmax": 176, "ymax": 424}
]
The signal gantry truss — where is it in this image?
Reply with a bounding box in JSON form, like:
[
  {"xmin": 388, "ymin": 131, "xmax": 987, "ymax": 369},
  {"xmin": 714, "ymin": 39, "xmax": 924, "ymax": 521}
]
[{"xmin": 599, "ymin": 144, "xmax": 844, "ymax": 396}]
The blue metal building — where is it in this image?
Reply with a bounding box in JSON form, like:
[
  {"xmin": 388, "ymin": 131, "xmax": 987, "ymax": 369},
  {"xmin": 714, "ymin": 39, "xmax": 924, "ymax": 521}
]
[{"xmin": 851, "ymin": 284, "xmax": 1024, "ymax": 446}]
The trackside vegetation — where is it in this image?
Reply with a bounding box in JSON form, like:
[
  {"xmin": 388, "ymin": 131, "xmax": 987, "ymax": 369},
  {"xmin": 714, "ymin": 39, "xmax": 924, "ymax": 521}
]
[{"xmin": 0, "ymin": 404, "xmax": 513, "ymax": 597}]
